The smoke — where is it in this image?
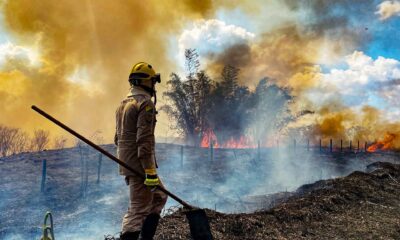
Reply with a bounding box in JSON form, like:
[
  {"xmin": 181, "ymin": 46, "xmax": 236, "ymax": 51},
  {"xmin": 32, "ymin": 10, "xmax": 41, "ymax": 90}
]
[
  {"xmin": 191, "ymin": 0, "xmax": 373, "ymax": 87},
  {"xmin": 1, "ymin": 0, "xmax": 400, "ymax": 147},
  {"xmin": 199, "ymin": 1, "xmax": 400, "ymax": 146},
  {"xmin": 376, "ymin": 0, "xmax": 400, "ymax": 20},
  {"xmin": 0, "ymin": 0, "xmax": 231, "ymax": 143},
  {"xmin": 3, "ymin": 2, "xmax": 400, "ymax": 239}
]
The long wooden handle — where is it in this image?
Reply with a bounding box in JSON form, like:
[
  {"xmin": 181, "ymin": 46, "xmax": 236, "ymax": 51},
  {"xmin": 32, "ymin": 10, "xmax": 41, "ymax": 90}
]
[{"xmin": 31, "ymin": 105, "xmax": 193, "ymax": 209}]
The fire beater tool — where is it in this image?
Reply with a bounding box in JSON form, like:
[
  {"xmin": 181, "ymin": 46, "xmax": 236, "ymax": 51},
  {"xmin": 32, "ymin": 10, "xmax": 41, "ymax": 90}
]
[{"xmin": 31, "ymin": 105, "xmax": 213, "ymax": 240}]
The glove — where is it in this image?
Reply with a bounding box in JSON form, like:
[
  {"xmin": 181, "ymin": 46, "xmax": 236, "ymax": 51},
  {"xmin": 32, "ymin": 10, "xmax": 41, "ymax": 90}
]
[{"xmin": 144, "ymin": 168, "xmax": 159, "ymax": 188}]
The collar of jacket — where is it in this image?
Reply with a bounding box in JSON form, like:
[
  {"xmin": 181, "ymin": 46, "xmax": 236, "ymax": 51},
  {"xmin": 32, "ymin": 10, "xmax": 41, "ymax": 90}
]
[{"xmin": 127, "ymin": 86, "xmax": 151, "ymax": 98}]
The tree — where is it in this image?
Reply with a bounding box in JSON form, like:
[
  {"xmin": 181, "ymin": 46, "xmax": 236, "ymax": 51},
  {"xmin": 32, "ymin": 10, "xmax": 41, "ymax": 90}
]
[
  {"xmin": 0, "ymin": 125, "xmax": 18, "ymax": 157},
  {"xmin": 10, "ymin": 130, "xmax": 29, "ymax": 155},
  {"xmin": 0, "ymin": 125, "xmax": 30, "ymax": 157},
  {"xmin": 31, "ymin": 129, "xmax": 50, "ymax": 151},
  {"xmin": 163, "ymin": 49, "xmax": 295, "ymax": 147},
  {"xmin": 162, "ymin": 49, "xmax": 213, "ymax": 146},
  {"xmin": 248, "ymin": 78, "xmax": 293, "ymax": 144},
  {"xmin": 220, "ymin": 65, "xmax": 240, "ymax": 97},
  {"xmin": 207, "ymin": 65, "xmax": 251, "ymax": 142},
  {"xmin": 53, "ymin": 136, "xmax": 68, "ymax": 149},
  {"xmin": 185, "ymin": 48, "xmax": 200, "ymax": 79}
]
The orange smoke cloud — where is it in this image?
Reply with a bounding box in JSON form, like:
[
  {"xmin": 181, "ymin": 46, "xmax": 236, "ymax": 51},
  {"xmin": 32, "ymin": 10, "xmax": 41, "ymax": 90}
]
[
  {"xmin": 0, "ymin": 0, "xmax": 226, "ymax": 145},
  {"xmin": 1, "ymin": 0, "xmax": 398, "ymax": 151},
  {"xmin": 304, "ymin": 106, "xmax": 400, "ymax": 150}
]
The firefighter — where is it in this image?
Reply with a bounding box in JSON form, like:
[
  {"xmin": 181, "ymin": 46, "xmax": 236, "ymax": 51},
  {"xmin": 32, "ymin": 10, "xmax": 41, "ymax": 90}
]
[{"xmin": 115, "ymin": 62, "xmax": 167, "ymax": 240}]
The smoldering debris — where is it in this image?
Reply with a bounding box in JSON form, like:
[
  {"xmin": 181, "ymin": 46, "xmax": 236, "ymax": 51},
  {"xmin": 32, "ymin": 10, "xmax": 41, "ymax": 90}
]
[
  {"xmin": 1, "ymin": 143, "xmax": 400, "ymax": 239},
  {"xmin": 156, "ymin": 161, "xmax": 400, "ymax": 239}
]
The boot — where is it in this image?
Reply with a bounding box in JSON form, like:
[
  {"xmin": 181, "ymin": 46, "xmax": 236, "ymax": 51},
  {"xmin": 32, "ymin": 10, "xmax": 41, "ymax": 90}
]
[
  {"xmin": 140, "ymin": 213, "xmax": 160, "ymax": 240},
  {"xmin": 120, "ymin": 231, "xmax": 140, "ymax": 240}
]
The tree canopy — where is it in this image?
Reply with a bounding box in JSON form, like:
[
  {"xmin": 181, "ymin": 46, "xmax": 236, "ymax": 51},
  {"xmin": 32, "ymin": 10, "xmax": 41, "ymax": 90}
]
[{"xmin": 162, "ymin": 49, "xmax": 293, "ymax": 146}]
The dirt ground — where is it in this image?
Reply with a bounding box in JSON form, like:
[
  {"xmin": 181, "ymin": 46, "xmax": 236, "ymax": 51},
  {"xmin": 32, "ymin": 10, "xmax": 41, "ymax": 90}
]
[
  {"xmin": 1, "ymin": 144, "xmax": 399, "ymax": 239},
  {"xmin": 156, "ymin": 161, "xmax": 400, "ymax": 239}
]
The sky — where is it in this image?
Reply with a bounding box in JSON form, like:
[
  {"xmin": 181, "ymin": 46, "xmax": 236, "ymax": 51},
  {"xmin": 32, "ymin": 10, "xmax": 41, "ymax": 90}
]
[{"xmin": 0, "ymin": 0, "xmax": 400, "ymax": 146}]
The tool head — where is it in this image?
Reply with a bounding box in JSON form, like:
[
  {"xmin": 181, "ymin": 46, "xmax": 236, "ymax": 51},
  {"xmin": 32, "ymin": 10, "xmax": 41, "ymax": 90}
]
[{"xmin": 184, "ymin": 209, "xmax": 213, "ymax": 240}]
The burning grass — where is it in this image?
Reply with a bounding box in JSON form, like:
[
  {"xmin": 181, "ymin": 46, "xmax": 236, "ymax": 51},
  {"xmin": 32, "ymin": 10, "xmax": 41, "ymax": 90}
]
[
  {"xmin": 367, "ymin": 133, "xmax": 397, "ymax": 153},
  {"xmin": 200, "ymin": 129, "xmax": 256, "ymax": 149}
]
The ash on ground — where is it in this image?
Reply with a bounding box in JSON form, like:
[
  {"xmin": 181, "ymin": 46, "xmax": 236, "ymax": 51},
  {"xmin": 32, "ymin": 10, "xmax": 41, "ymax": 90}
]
[{"xmin": 0, "ymin": 143, "xmax": 399, "ymax": 239}]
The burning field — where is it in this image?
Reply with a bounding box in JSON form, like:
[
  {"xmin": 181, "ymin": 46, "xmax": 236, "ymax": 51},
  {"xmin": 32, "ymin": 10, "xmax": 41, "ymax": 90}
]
[
  {"xmin": 1, "ymin": 1, "xmax": 400, "ymax": 239},
  {"xmin": 1, "ymin": 143, "xmax": 400, "ymax": 239}
]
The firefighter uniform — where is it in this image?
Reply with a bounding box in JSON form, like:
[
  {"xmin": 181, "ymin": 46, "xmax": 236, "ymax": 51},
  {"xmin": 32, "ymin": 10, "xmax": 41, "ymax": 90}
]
[{"xmin": 115, "ymin": 87, "xmax": 167, "ymax": 234}]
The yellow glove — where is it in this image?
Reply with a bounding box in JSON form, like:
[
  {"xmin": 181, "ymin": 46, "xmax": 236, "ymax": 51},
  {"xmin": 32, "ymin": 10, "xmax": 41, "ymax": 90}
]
[{"xmin": 144, "ymin": 168, "xmax": 159, "ymax": 187}]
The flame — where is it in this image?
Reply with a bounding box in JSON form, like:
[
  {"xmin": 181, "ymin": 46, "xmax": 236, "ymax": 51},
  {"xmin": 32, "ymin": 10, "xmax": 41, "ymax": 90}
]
[
  {"xmin": 200, "ymin": 129, "xmax": 256, "ymax": 149},
  {"xmin": 200, "ymin": 129, "xmax": 219, "ymax": 148},
  {"xmin": 367, "ymin": 133, "xmax": 396, "ymax": 152}
]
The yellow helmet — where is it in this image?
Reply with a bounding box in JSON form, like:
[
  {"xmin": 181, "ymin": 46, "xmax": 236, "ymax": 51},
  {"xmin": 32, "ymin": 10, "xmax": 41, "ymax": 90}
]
[
  {"xmin": 129, "ymin": 62, "xmax": 156, "ymax": 81},
  {"xmin": 129, "ymin": 61, "xmax": 161, "ymax": 97}
]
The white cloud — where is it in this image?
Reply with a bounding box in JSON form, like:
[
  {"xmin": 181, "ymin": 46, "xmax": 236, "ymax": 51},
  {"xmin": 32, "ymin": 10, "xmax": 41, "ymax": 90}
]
[
  {"xmin": 177, "ymin": 19, "xmax": 255, "ymax": 69},
  {"xmin": 0, "ymin": 41, "xmax": 40, "ymax": 67},
  {"xmin": 316, "ymin": 51, "xmax": 400, "ymax": 120},
  {"xmin": 376, "ymin": 0, "xmax": 400, "ymax": 20},
  {"xmin": 323, "ymin": 51, "xmax": 400, "ymax": 88}
]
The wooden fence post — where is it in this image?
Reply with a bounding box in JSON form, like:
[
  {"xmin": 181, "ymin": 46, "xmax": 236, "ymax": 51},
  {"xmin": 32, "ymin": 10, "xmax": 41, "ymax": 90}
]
[
  {"xmin": 97, "ymin": 154, "xmax": 102, "ymax": 184},
  {"xmin": 365, "ymin": 141, "xmax": 368, "ymax": 152},
  {"xmin": 357, "ymin": 140, "xmax": 360, "ymax": 152},
  {"xmin": 180, "ymin": 145, "xmax": 184, "ymax": 168},
  {"xmin": 210, "ymin": 141, "xmax": 214, "ymax": 162},
  {"xmin": 319, "ymin": 139, "xmax": 322, "ymax": 153},
  {"xmin": 78, "ymin": 144, "xmax": 84, "ymax": 195},
  {"xmin": 330, "ymin": 139, "xmax": 333, "ymax": 153},
  {"xmin": 41, "ymin": 159, "xmax": 47, "ymax": 193},
  {"xmin": 340, "ymin": 139, "xmax": 343, "ymax": 152},
  {"xmin": 307, "ymin": 139, "xmax": 310, "ymax": 151},
  {"xmin": 84, "ymin": 153, "xmax": 89, "ymax": 198},
  {"xmin": 349, "ymin": 140, "xmax": 352, "ymax": 151}
]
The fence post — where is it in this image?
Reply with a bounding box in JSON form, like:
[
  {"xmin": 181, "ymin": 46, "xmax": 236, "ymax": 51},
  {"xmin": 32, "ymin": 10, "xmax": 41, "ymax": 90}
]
[
  {"xmin": 41, "ymin": 159, "xmax": 47, "ymax": 193},
  {"xmin": 357, "ymin": 140, "xmax": 360, "ymax": 152},
  {"xmin": 365, "ymin": 141, "xmax": 368, "ymax": 152},
  {"xmin": 180, "ymin": 145, "xmax": 184, "ymax": 168},
  {"xmin": 307, "ymin": 139, "xmax": 310, "ymax": 151},
  {"xmin": 210, "ymin": 141, "xmax": 214, "ymax": 162},
  {"xmin": 340, "ymin": 139, "xmax": 343, "ymax": 152},
  {"xmin": 257, "ymin": 140, "xmax": 260, "ymax": 162},
  {"xmin": 349, "ymin": 140, "xmax": 352, "ymax": 151},
  {"xmin": 97, "ymin": 154, "xmax": 102, "ymax": 184},
  {"xmin": 330, "ymin": 139, "xmax": 333, "ymax": 153},
  {"xmin": 319, "ymin": 139, "xmax": 322, "ymax": 153},
  {"xmin": 84, "ymin": 153, "xmax": 89, "ymax": 198},
  {"xmin": 78, "ymin": 144, "xmax": 84, "ymax": 195}
]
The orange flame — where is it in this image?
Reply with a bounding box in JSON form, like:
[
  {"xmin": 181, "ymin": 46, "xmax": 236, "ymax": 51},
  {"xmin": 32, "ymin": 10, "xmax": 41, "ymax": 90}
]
[
  {"xmin": 200, "ymin": 129, "xmax": 256, "ymax": 149},
  {"xmin": 367, "ymin": 133, "xmax": 396, "ymax": 152},
  {"xmin": 200, "ymin": 129, "xmax": 219, "ymax": 148}
]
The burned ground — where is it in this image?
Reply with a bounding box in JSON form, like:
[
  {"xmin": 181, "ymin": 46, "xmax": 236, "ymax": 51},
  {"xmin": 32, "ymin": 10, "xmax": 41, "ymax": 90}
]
[
  {"xmin": 0, "ymin": 144, "xmax": 399, "ymax": 239},
  {"xmin": 157, "ymin": 161, "xmax": 400, "ymax": 239}
]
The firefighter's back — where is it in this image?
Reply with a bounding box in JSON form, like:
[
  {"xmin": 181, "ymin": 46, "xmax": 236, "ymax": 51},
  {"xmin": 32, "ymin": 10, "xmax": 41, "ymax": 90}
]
[{"xmin": 115, "ymin": 94, "xmax": 149, "ymax": 176}]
